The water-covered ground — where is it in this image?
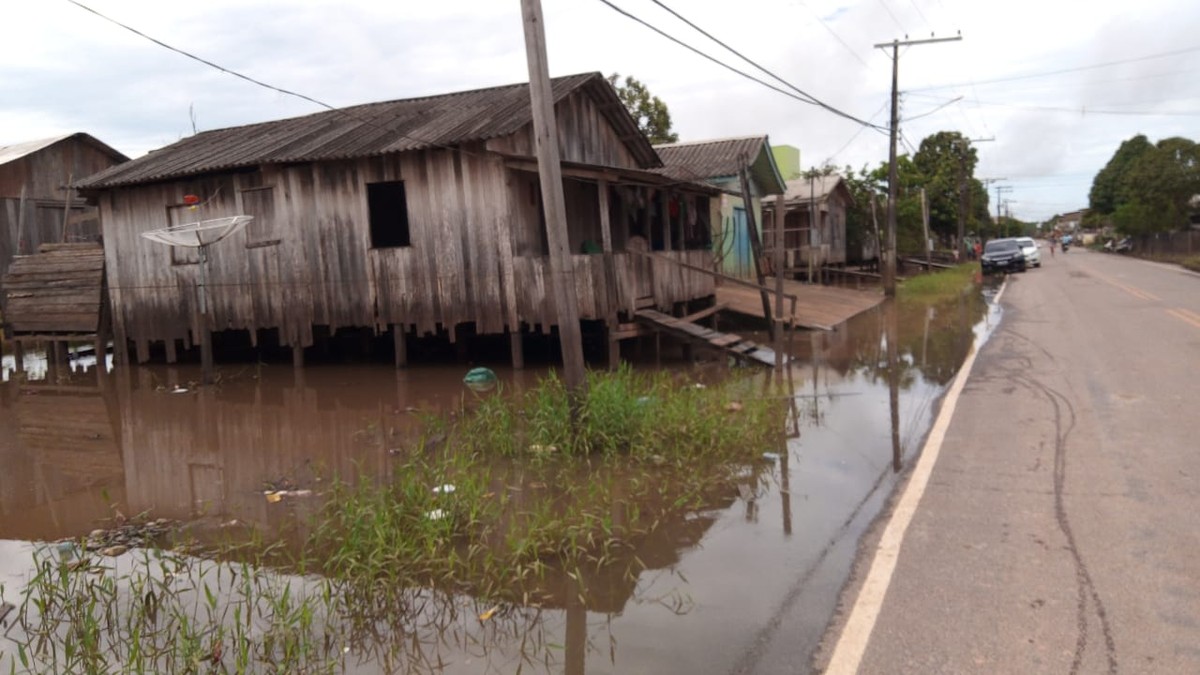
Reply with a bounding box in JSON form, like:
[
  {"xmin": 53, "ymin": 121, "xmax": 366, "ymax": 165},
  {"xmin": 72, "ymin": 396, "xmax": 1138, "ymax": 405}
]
[{"xmin": 0, "ymin": 286, "xmax": 999, "ymax": 673}]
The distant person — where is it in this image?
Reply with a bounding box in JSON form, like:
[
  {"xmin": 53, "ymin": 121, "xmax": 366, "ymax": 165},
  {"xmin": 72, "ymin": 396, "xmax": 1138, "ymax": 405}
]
[{"xmin": 973, "ymin": 241, "xmax": 982, "ymax": 260}]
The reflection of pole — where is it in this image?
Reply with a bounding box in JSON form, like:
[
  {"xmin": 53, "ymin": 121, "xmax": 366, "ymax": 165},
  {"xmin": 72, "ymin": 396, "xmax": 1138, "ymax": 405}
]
[
  {"xmin": 886, "ymin": 300, "xmax": 902, "ymax": 473},
  {"xmin": 565, "ymin": 577, "xmax": 586, "ymax": 675},
  {"xmin": 197, "ymin": 244, "xmax": 214, "ymax": 385}
]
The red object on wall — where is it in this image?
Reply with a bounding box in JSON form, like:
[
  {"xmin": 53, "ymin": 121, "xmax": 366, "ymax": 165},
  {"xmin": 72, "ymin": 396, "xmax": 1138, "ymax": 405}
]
[{"xmin": 183, "ymin": 194, "xmax": 200, "ymax": 205}]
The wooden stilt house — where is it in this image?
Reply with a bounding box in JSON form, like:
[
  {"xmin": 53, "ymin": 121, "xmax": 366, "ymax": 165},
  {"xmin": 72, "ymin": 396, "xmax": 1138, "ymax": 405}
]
[
  {"xmin": 73, "ymin": 73, "xmax": 719, "ymax": 367},
  {"xmin": 762, "ymin": 175, "xmax": 856, "ymax": 274}
]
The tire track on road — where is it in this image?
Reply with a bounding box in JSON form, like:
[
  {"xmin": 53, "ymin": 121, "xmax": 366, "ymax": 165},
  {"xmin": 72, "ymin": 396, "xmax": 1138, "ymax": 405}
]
[{"xmin": 1006, "ymin": 327, "xmax": 1118, "ymax": 674}]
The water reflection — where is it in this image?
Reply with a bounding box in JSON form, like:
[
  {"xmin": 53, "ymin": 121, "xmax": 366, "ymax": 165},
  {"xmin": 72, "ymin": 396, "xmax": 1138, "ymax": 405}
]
[{"xmin": 0, "ymin": 285, "xmax": 996, "ymax": 674}]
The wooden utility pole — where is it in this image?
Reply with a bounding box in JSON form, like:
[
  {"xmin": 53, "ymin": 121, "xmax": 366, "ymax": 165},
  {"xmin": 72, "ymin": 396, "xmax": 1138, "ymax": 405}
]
[
  {"xmin": 773, "ymin": 189, "xmax": 786, "ymax": 370},
  {"xmin": 874, "ymin": 34, "xmax": 962, "ymax": 296},
  {"xmin": 520, "ymin": 0, "xmax": 586, "ymax": 396},
  {"xmin": 920, "ymin": 187, "xmax": 931, "ymax": 270},
  {"xmin": 738, "ymin": 164, "xmax": 775, "ymax": 341}
]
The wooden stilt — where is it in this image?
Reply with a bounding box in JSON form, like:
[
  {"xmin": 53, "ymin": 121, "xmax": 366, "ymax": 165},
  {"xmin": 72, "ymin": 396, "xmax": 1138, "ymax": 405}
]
[
  {"xmin": 510, "ymin": 327, "xmax": 525, "ymax": 370},
  {"xmin": 393, "ymin": 324, "xmax": 407, "ymax": 368},
  {"xmin": 14, "ymin": 340, "xmax": 26, "ymax": 374},
  {"xmin": 654, "ymin": 331, "xmax": 662, "ymax": 368},
  {"xmin": 292, "ymin": 342, "xmax": 304, "ymax": 371},
  {"xmin": 606, "ymin": 321, "xmax": 620, "ymax": 370},
  {"xmin": 165, "ymin": 338, "xmax": 178, "ymax": 364},
  {"xmin": 455, "ymin": 325, "xmax": 470, "ymax": 363}
]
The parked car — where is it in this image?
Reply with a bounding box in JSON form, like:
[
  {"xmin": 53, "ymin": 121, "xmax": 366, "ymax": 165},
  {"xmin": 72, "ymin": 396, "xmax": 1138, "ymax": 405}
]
[
  {"xmin": 1015, "ymin": 236, "xmax": 1041, "ymax": 267},
  {"xmin": 980, "ymin": 238, "xmax": 1027, "ymax": 275}
]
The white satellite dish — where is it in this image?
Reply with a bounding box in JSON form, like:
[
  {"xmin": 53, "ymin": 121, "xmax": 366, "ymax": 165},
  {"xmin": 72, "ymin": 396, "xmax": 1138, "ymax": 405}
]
[
  {"xmin": 140, "ymin": 213, "xmax": 254, "ymax": 384},
  {"xmin": 140, "ymin": 215, "xmax": 253, "ymax": 247}
]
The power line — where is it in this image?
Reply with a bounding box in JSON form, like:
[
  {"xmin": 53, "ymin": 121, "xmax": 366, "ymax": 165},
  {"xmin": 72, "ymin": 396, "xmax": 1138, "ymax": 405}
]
[
  {"xmin": 906, "ymin": 0, "xmax": 933, "ymax": 33},
  {"xmin": 646, "ymin": 0, "xmax": 883, "ymax": 127},
  {"xmin": 822, "ymin": 101, "xmax": 890, "ymax": 165},
  {"xmin": 909, "ymin": 92, "xmax": 1200, "ymax": 117},
  {"xmin": 795, "ymin": 0, "xmax": 871, "ymax": 69},
  {"xmin": 911, "ymin": 44, "xmax": 1200, "ymax": 92},
  {"xmin": 876, "ymin": 0, "xmax": 908, "ymax": 35},
  {"xmin": 596, "ymin": 0, "xmax": 887, "ymax": 130},
  {"xmin": 902, "ymin": 95, "xmax": 962, "ymax": 122}
]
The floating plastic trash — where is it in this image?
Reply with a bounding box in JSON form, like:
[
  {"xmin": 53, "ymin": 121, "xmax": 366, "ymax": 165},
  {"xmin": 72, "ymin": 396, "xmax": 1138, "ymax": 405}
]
[
  {"xmin": 463, "ymin": 367, "xmax": 498, "ymax": 392},
  {"xmin": 761, "ymin": 452, "xmax": 781, "ymax": 463},
  {"xmin": 433, "ymin": 484, "xmax": 456, "ymax": 495},
  {"xmin": 426, "ymin": 509, "xmax": 447, "ymax": 521}
]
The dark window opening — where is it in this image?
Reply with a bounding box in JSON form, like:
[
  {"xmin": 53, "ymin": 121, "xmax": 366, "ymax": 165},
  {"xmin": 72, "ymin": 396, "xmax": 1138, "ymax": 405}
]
[{"xmin": 368, "ymin": 181, "xmax": 412, "ymax": 248}]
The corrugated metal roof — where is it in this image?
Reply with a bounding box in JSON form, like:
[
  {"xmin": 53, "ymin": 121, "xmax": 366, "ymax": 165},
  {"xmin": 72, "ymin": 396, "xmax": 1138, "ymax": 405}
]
[
  {"xmin": 77, "ymin": 72, "xmax": 657, "ymax": 189},
  {"xmin": 0, "ymin": 133, "xmax": 128, "ymax": 167},
  {"xmin": 652, "ymin": 136, "xmax": 786, "ymax": 194},
  {"xmin": 765, "ymin": 175, "xmax": 852, "ymax": 205}
]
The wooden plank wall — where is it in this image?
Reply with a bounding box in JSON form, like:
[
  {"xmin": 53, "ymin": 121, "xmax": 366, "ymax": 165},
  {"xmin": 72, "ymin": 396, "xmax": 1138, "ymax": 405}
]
[
  {"xmin": 2, "ymin": 243, "xmax": 105, "ymax": 334},
  {"xmin": 0, "ymin": 138, "xmax": 121, "ymax": 280},
  {"xmin": 98, "ymin": 144, "xmax": 716, "ymax": 356}
]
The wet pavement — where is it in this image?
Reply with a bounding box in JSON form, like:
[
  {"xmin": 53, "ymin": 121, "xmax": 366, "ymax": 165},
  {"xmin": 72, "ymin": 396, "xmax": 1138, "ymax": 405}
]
[{"xmin": 0, "ymin": 285, "xmax": 994, "ymax": 673}]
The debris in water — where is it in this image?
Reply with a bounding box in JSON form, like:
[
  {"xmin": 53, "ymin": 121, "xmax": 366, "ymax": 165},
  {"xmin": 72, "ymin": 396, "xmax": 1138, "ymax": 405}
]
[
  {"xmin": 171, "ymin": 386, "xmax": 189, "ymax": 394},
  {"xmin": 529, "ymin": 444, "xmax": 558, "ymax": 454},
  {"xmin": 433, "ymin": 484, "xmax": 456, "ymax": 495},
  {"xmin": 725, "ymin": 401, "xmax": 744, "ymax": 412},
  {"xmin": 479, "ymin": 605, "xmax": 500, "ymax": 621},
  {"xmin": 463, "ymin": 367, "xmax": 498, "ymax": 392},
  {"xmin": 426, "ymin": 509, "xmax": 447, "ymax": 521},
  {"xmin": 265, "ymin": 492, "xmax": 283, "ymax": 503},
  {"xmin": 100, "ymin": 545, "xmax": 128, "ymax": 557},
  {"xmin": 761, "ymin": 452, "xmax": 781, "ymax": 463}
]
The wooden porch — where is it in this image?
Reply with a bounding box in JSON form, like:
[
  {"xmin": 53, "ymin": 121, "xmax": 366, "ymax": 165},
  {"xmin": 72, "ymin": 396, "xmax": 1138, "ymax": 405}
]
[{"xmin": 715, "ymin": 276, "xmax": 883, "ymax": 331}]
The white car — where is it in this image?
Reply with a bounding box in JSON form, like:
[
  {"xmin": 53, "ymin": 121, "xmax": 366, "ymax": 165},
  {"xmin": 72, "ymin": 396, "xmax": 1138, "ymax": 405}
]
[{"xmin": 1016, "ymin": 237, "xmax": 1041, "ymax": 268}]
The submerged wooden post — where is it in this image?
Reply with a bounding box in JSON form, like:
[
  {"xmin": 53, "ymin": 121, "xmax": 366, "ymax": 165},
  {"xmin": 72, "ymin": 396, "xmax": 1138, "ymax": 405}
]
[
  {"xmin": 393, "ymin": 324, "xmax": 407, "ymax": 368},
  {"xmin": 510, "ymin": 327, "xmax": 525, "ymax": 370}
]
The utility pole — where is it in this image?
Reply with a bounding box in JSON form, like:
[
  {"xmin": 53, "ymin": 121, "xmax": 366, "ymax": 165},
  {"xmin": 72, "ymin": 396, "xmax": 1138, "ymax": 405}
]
[
  {"xmin": 996, "ymin": 184, "xmax": 1012, "ymax": 235},
  {"xmin": 874, "ymin": 34, "xmax": 961, "ymax": 296},
  {"xmin": 954, "ymin": 136, "xmax": 992, "ymax": 259},
  {"xmin": 979, "ymin": 177, "xmax": 1006, "ymax": 240},
  {"xmin": 520, "ymin": 0, "xmax": 586, "ymax": 398},
  {"xmin": 920, "ymin": 187, "xmax": 930, "ymax": 270}
]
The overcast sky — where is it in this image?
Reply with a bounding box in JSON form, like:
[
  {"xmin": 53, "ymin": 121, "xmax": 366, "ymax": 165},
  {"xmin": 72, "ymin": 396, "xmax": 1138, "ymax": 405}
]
[{"xmin": 4, "ymin": 0, "xmax": 1198, "ymax": 222}]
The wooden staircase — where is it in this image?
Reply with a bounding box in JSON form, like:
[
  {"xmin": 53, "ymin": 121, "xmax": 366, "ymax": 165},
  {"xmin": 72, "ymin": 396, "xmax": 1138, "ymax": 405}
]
[{"xmin": 633, "ymin": 308, "xmax": 784, "ymax": 367}]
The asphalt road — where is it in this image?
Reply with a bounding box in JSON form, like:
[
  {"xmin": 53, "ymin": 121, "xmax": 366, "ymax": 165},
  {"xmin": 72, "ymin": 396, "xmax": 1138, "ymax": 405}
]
[{"xmin": 813, "ymin": 247, "xmax": 1200, "ymax": 674}]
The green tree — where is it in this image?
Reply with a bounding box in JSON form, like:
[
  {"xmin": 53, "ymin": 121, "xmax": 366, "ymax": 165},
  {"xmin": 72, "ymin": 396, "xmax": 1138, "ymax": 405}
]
[
  {"xmin": 1089, "ymin": 135, "xmax": 1200, "ymax": 234},
  {"xmin": 912, "ymin": 131, "xmax": 980, "ymax": 242},
  {"xmin": 607, "ymin": 73, "xmax": 679, "ymax": 144},
  {"xmin": 1088, "ymin": 134, "xmax": 1152, "ymax": 214}
]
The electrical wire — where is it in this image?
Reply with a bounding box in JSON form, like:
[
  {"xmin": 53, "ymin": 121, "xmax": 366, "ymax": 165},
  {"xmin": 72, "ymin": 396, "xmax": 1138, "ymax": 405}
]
[
  {"xmin": 596, "ymin": 0, "xmax": 887, "ymax": 131},
  {"xmin": 648, "ymin": 0, "xmax": 878, "ymax": 123},
  {"xmin": 795, "ymin": 0, "xmax": 871, "ymax": 69},
  {"xmin": 911, "ymin": 44, "xmax": 1200, "ymax": 92}
]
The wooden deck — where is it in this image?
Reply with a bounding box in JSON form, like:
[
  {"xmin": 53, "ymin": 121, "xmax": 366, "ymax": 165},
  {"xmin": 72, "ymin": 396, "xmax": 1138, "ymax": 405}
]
[{"xmin": 715, "ymin": 277, "xmax": 883, "ymax": 330}]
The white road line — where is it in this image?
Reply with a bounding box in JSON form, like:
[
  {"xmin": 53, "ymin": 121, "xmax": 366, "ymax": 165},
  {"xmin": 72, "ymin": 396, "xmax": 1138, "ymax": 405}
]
[{"xmin": 824, "ymin": 279, "xmax": 1007, "ymax": 674}]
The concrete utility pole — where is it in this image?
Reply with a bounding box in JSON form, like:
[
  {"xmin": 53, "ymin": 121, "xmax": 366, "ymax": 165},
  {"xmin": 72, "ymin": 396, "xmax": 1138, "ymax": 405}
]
[
  {"xmin": 520, "ymin": 0, "xmax": 586, "ymax": 397},
  {"xmin": 874, "ymin": 34, "xmax": 961, "ymax": 296}
]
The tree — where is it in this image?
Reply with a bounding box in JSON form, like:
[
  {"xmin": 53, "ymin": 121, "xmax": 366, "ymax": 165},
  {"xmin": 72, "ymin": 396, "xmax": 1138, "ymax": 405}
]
[
  {"xmin": 1089, "ymin": 135, "xmax": 1200, "ymax": 234},
  {"xmin": 1088, "ymin": 134, "xmax": 1152, "ymax": 215},
  {"xmin": 607, "ymin": 74, "xmax": 678, "ymax": 144}
]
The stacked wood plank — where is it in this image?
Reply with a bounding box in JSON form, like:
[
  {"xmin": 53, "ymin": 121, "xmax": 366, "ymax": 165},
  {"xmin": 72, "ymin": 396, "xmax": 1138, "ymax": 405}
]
[{"xmin": 1, "ymin": 243, "xmax": 105, "ymax": 336}]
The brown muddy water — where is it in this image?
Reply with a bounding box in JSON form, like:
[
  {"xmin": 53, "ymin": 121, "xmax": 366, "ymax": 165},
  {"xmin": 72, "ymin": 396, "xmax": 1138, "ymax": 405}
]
[{"xmin": 0, "ymin": 287, "xmax": 998, "ymax": 674}]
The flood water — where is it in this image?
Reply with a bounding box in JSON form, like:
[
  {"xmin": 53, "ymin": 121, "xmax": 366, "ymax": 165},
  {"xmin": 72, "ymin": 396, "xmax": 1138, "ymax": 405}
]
[{"xmin": 0, "ymin": 285, "xmax": 998, "ymax": 674}]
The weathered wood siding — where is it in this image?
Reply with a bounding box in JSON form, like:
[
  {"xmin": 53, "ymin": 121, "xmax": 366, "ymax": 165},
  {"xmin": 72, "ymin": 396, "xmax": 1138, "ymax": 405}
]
[
  {"xmin": 2, "ymin": 243, "xmax": 105, "ymax": 335},
  {"xmin": 486, "ymin": 89, "xmax": 643, "ymax": 170},
  {"xmin": 0, "ymin": 138, "xmax": 119, "ymax": 280}
]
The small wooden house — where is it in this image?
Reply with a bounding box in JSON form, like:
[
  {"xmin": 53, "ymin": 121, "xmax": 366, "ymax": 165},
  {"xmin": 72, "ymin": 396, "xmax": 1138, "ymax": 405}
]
[
  {"xmin": 653, "ymin": 137, "xmax": 785, "ymax": 279},
  {"xmin": 75, "ymin": 73, "xmax": 718, "ymax": 367},
  {"xmin": 0, "ymin": 133, "xmax": 128, "ymax": 281},
  {"xmin": 763, "ymin": 175, "xmax": 856, "ymax": 276}
]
